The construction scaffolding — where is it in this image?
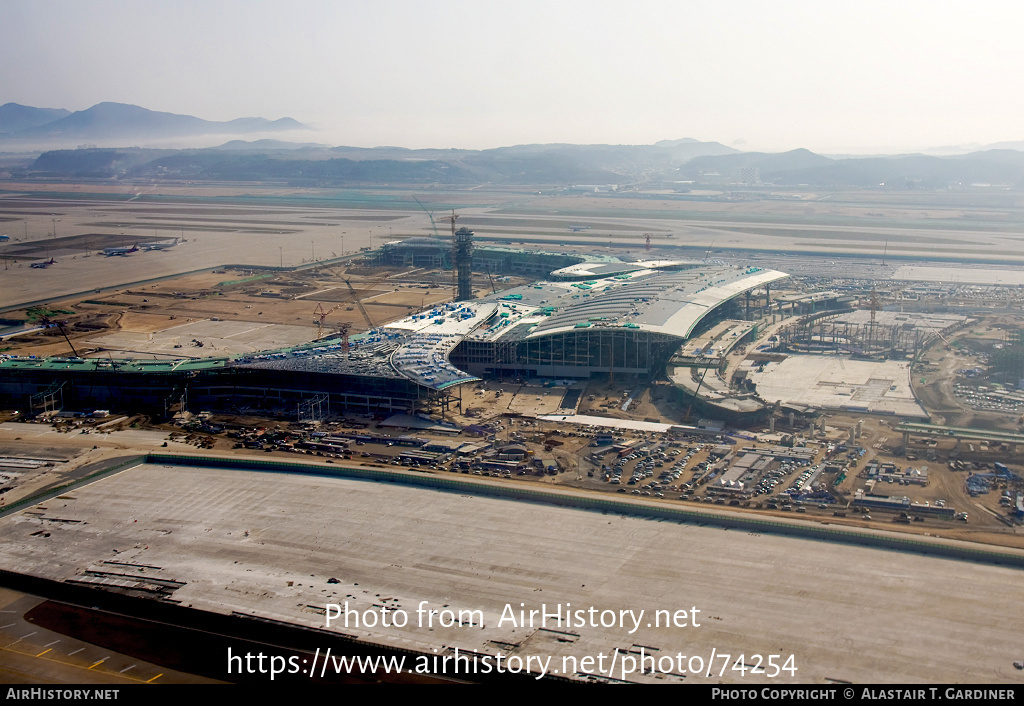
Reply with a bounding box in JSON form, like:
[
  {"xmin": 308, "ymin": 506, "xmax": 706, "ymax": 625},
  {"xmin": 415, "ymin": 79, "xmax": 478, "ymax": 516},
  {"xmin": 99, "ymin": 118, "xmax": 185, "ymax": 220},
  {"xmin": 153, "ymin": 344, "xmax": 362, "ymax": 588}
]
[
  {"xmin": 297, "ymin": 393, "xmax": 330, "ymax": 424},
  {"xmin": 30, "ymin": 380, "xmax": 66, "ymax": 415},
  {"xmin": 776, "ymin": 314, "xmax": 929, "ymax": 358}
]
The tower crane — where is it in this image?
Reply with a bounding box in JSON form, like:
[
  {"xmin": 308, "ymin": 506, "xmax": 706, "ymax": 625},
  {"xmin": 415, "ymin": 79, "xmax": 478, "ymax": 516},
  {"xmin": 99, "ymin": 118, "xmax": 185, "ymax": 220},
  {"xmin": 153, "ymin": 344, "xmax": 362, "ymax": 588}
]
[{"xmin": 312, "ymin": 303, "xmax": 354, "ymax": 351}]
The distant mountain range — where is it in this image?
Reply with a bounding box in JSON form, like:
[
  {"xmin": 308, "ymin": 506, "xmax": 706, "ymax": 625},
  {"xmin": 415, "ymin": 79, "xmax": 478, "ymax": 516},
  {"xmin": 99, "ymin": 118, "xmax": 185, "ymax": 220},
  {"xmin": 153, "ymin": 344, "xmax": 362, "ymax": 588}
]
[
  {"xmin": 676, "ymin": 148, "xmax": 1024, "ymax": 188},
  {"xmin": 6, "ymin": 102, "xmax": 1024, "ymax": 188},
  {"xmin": 0, "ymin": 102, "xmax": 306, "ymax": 145},
  {"xmin": 21, "ymin": 141, "xmax": 1024, "ymax": 188},
  {"xmin": 21, "ymin": 139, "xmax": 745, "ymax": 186},
  {"xmin": 0, "ymin": 103, "xmax": 71, "ymax": 133}
]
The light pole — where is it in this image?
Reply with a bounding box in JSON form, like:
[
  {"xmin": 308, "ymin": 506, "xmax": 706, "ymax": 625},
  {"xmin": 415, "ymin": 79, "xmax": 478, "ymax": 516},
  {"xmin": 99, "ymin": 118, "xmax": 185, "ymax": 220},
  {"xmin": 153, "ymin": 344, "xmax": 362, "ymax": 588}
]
[{"xmin": 279, "ymin": 247, "xmax": 283, "ymax": 268}]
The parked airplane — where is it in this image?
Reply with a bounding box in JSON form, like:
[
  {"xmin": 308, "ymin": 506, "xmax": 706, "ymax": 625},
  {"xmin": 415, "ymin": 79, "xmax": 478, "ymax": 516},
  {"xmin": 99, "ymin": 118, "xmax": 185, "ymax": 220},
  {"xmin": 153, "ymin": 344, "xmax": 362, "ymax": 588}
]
[
  {"xmin": 30, "ymin": 258, "xmax": 56, "ymax": 268},
  {"xmin": 140, "ymin": 237, "xmax": 179, "ymax": 251},
  {"xmin": 567, "ymin": 224, "xmax": 591, "ymax": 232},
  {"xmin": 0, "ymin": 234, "xmax": 10, "ymax": 242},
  {"xmin": 102, "ymin": 243, "xmax": 139, "ymax": 256}
]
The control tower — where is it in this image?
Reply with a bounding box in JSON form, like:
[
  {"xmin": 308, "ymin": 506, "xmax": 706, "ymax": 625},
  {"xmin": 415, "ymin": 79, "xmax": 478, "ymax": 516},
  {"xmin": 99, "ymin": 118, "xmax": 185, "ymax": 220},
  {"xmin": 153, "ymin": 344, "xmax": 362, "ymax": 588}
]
[{"xmin": 453, "ymin": 226, "xmax": 474, "ymax": 302}]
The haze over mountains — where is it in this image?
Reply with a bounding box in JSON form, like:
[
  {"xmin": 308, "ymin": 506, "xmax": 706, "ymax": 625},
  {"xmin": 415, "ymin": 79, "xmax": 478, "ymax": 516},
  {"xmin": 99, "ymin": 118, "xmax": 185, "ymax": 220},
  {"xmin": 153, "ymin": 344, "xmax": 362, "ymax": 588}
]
[
  {"xmin": 6, "ymin": 102, "xmax": 1024, "ymax": 189},
  {"xmin": 0, "ymin": 102, "xmax": 306, "ymax": 146}
]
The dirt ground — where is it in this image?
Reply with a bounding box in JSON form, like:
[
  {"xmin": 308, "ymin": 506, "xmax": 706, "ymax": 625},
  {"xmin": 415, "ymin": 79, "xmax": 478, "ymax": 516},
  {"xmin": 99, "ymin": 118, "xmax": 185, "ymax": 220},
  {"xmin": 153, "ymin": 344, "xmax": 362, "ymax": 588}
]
[{"xmin": 1, "ymin": 264, "xmax": 477, "ymax": 359}]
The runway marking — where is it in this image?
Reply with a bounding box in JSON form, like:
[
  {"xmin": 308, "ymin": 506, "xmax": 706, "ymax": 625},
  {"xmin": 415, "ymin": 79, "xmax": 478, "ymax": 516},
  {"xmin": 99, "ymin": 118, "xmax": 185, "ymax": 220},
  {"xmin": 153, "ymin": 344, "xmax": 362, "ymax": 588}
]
[
  {"xmin": 119, "ymin": 664, "xmax": 136, "ymax": 673},
  {"xmin": 3, "ymin": 639, "xmax": 164, "ymax": 683},
  {"xmin": 295, "ymin": 286, "xmax": 341, "ymax": 300},
  {"xmin": 44, "ymin": 639, "xmax": 61, "ymax": 647}
]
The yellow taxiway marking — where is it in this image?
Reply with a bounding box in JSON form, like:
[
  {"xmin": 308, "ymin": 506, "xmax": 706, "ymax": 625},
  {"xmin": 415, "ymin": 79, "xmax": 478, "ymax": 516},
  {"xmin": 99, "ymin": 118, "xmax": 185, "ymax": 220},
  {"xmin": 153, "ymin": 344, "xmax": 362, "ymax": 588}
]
[{"xmin": 1, "ymin": 642, "xmax": 158, "ymax": 683}]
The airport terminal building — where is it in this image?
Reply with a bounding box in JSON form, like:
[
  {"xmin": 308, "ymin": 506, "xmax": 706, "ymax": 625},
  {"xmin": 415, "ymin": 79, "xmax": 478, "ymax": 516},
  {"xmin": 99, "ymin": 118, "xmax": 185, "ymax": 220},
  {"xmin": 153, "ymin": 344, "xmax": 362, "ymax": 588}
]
[
  {"xmin": 0, "ymin": 262, "xmax": 787, "ymax": 418},
  {"xmin": 450, "ymin": 263, "xmax": 786, "ymax": 378}
]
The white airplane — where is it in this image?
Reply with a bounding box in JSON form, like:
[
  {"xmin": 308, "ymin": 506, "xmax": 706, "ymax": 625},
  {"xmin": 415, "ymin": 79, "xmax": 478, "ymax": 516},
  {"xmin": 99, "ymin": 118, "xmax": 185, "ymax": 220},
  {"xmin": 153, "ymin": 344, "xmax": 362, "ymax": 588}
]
[
  {"xmin": 102, "ymin": 243, "xmax": 139, "ymax": 256},
  {"xmin": 140, "ymin": 237, "xmax": 179, "ymax": 251}
]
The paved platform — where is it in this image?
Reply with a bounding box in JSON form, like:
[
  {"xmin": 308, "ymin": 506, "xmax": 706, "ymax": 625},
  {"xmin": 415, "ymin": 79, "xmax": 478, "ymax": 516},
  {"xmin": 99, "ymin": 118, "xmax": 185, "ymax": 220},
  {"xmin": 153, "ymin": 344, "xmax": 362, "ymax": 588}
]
[
  {"xmin": 85, "ymin": 319, "xmax": 314, "ymax": 358},
  {"xmin": 0, "ymin": 461, "xmax": 1018, "ymax": 683},
  {"xmin": 749, "ymin": 355, "xmax": 929, "ymax": 419}
]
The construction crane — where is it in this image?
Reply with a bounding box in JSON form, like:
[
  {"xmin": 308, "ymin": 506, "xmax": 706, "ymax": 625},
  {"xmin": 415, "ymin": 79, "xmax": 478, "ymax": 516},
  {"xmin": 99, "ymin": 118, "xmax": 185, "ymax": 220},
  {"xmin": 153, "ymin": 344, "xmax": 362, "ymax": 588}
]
[
  {"xmin": 343, "ymin": 278, "xmax": 375, "ymax": 330},
  {"xmin": 438, "ymin": 210, "xmax": 461, "ymax": 299},
  {"xmin": 313, "ymin": 302, "xmax": 347, "ymax": 339},
  {"xmin": 412, "ymin": 196, "xmax": 442, "ymax": 239},
  {"xmin": 868, "ymin": 285, "xmax": 880, "ymax": 328},
  {"xmin": 312, "ymin": 303, "xmax": 354, "ymax": 351},
  {"xmin": 683, "ymin": 358, "xmax": 713, "ymax": 423},
  {"xmin": 313, "ymin": 303, "xmax": 326, "ymax": 338},
  {"xmin": 39, "ymin": 316, "xmax": 79, "ymax": 357}
]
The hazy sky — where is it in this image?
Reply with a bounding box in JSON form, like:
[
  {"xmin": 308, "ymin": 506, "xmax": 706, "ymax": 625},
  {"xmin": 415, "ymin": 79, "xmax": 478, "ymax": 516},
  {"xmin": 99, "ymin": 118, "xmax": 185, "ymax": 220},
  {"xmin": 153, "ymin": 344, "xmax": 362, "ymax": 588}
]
[{"xmin": 3, "ymin": 0, "xmax": 1024, "ymax": 153}]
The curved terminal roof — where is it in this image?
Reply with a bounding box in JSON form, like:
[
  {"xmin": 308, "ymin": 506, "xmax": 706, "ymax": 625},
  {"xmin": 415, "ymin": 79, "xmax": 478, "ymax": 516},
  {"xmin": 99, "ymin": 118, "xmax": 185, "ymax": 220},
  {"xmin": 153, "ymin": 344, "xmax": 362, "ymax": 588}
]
[
  {"xmin": 549, "ymin": 259, "xmax": 700, "ymax": 280},
  {"xmin": 385, "ymin": 302, "xmax": 497, "ymax": 390},
  {"xmin": 367, "ymin": 265, "xmax": 785, "ymax": 389},
  {"xmin": 466, "ymin": 265, "xmax": 789, "ymax": 344},
  {"xmin": 381, "ymin": 236, "xmax": 449, "ymax": 248},
  {"xmin": 232, "ymin": 336, "xmax": 406, "ymax": 380},
  {"xmin": 234, "ymin": 302, "xmax": 498, "ymax": 391}
]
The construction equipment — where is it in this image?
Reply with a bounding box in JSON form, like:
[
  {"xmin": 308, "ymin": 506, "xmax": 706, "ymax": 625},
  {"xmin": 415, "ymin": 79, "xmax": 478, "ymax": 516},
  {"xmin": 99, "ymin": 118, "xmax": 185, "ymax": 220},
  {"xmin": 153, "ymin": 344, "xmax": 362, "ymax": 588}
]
[
  {"xmin": 413, "ymin": 196, "xmax": 442, "ymax": 240},
  {"xmin": 868, "ymin": 285, "xmax": 881, "ymax": 329},
  {"xmin": 39, "ymin": 316, "xmax": 79, "ymax": 357},
  {"xmin": 337, "ymin": 322, "xmax": 352, "ymax": 353},
  {"xmin": 683, "ymin": 359, "xmax": 713, "ymax": 423},
  {"xmin": 313, "ymin": 302, "xmax": 347, "ymax": 339},
  {"xmin": 313, "ymin": 303, "xmax": 326, "ymax": 338},
  {"xmin": 311, "ymin": 303, "xmax": 354, "ymax": 349},
  {"xmin": 344, "ymin": 278, "xmax": 375, "ymax": 330}
]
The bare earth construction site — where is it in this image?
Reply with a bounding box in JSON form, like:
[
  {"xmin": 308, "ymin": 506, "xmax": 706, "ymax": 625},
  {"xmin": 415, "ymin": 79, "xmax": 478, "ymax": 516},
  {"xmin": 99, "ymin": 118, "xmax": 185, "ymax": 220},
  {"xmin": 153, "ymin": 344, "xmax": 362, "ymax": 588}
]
[{"xmin": 1, "ymin": 181, "xmax": 1024, "ymax": 684}]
